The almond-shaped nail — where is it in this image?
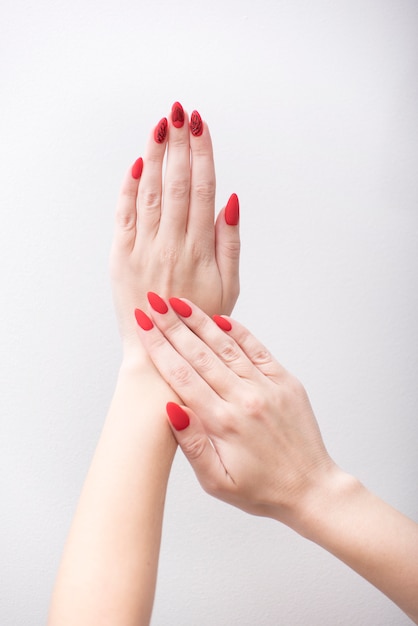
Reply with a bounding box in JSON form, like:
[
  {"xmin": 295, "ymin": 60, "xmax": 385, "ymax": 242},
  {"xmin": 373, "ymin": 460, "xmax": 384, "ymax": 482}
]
[
  {"xmin": 135, "ymin": 308, "xmax": 154, "ymax": 330},
  {"xmin": 171, "ymin": 102, "xmax": 185, "ymax": 128},
  {"xmin": 131, "ymin": 157, "xmax": 143, "ymax": 180},
  {"xmin": 169, "ymin": 297, "xmax": 192, "ymax": 317},
  {"xmin": 225, "ymin": 193, "xmax": 239, "ymax": 226},
  {"xmin": 213, "ymin": 315, "xmax": 232, "ymax": 331},
  {"xmin": 166, "ymin": 402, "xmax": 190, "ymax": 431},
  {"xmin": 154, "ymin": 117, "xmax": 168, "ymax": 143},
  {"xmin": 147, "ymin": 292, "xmax": 168, "ymax": 314},
  {"xmin": 190, "ymin": 110, "xmax": 203, "ymax": 137}
]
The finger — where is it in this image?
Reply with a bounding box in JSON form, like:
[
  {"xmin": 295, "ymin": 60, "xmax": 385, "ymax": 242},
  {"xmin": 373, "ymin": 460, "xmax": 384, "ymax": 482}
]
[
  {"xmin": 112, "ymin": 158, "xmax": 143, "ymax": 254},
  {"xmin": 215, "ymin": 195, "xmax": 241, "ymax": 311},
  {"xmin": 135, "ymin": 116, "xmax": 168, "ymax": 240},
  {"xmin": 134, "ymin": 307, "xmax": 223, "ymax": 414},
  {"xmin": 220, "ymin": 317, "xmax": 285, "ymax": 381},
  {"xmin": 187, "ymin": 112, "xmax": 216, "ymax": 240},
  {"xmin": 144, "ymin": 293, "xmax": 245, "ymax": 401},
  {"xmin": 165, "ymin": 402, "xmax": 233, "ymax": 496},
  {"xmin": 158, "ymin": 102, "xmax": 191, "ymax": 238}
]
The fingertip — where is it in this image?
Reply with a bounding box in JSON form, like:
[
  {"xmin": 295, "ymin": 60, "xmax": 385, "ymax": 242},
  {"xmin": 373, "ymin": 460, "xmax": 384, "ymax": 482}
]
[
  {"xmin": 213, "ymin": 315, "xmax": 232, "ymax": 332},
  {"xmin": 169, "ymin": 297, "xmax": 193, "ymax": 318},
  {"xmin": 154, "ymin": 117, "xmax": 168, "ymax": 144},
  {"xmin": 166, "ymin": 402, "xmax": 190, "ymax": 431},
  {"xmin": 131, "ymin": 156, "xmax": 143, "ymax": 180},
  {"xmin": 171, "ymin": 102, "xmax": 185, "ymax": 128},
  {"xmin": 134, "ymin": 308, "xmax": 154, "ymax": 331},
  {"xmin": 190, "ymin": 110, "xmax": 204, "ymax": 137},
  {"xmin": 225, "ymin": 193, "xmax": 240, "ymax": 226}
]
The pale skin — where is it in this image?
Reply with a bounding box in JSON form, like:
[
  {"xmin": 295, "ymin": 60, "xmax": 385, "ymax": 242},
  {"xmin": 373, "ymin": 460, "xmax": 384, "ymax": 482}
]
[
  {"xmin": 49, "ymin": 104, "xmax": 418, "ymax": 625},
  {"xmin": 47, "ymin": 105, "xmax": 240, "ymax": 626},
  {"xmin": 135, "ymin": 297, "xmax": 418, "ymax": 624}
]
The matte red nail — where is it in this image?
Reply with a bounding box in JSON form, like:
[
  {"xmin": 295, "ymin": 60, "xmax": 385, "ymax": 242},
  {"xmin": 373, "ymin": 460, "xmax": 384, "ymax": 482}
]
[
  {"xmin": 135, "ymin": 308, "xmax": 154, "ymax": 330},
  {"xmin": 166, "ymin": 402, "xmax": 190, "ymax": 431},
  {"xmin": 225, "ymin": 193, "xmax": 239, "ymax": 226},
  {"xmin": 169, "ymin": 297, "xmax": 192, "ymax": 318},
  {"xmin": 190, "ymin": 110, "xmax": 203, "ymax": 137},
  {"xmin": 171, "ymin": 102, "xmax": 185, "ymax": 128},
  {"xmin": 147, "ymin": 292, "xmax": 168, "ymax": 314},
  {"xmin": 154, "ymin": 117, "xmax": 168, "ymax": 143},
  {"xmin": 131, "ymin": 157, "xmax": 143, "ymax": 180},
  {"xmin": 213, "ymin": 315, "xmax": 232, "ymax": 331}
]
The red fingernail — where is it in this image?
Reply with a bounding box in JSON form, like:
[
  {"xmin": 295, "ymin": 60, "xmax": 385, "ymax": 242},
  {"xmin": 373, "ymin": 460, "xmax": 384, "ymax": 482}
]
[
  {"xmin": 171, "ymin": 102, "xmax": 185, "ymax": 128},
  {"xmin": 190, "ymin": 110, "xmax": 203, "ymax": 137},
  {"xmin": 154, "ymin": 117, "xmax": 168, "ymax": 143},
  {"xmin": 147, "ymin": 292, "xmax": 168, "ymax": 314},
  {"xmin": 213, "ymin": 315, "xmax": 232, "ymax": 331},
  {"xmin": 166, "ymin": 402, "xmax": 190, "ymax": 431},
  {"xmin": 225, "ymin": 193, "xmax": 239, "ymax": 226},
  {"xmin": 169, "ymin": 297, "xmax": 192, "ymax": 318},
  {"xmin": 131, "ymin": 157, "xmax": 143, "ymax": 180},
  {"xmin": 135, "ymin": 308, "xmax": 154, "ymax": 330}
]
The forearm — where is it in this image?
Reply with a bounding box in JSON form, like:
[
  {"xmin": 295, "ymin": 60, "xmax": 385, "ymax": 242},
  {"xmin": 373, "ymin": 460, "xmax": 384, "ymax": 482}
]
[
  {"xmin": 48, "ymin": 362, "xmax": 177, "ymax": 626},
  {"xmin": 294, "ymin": 468, "xmax": 418, "ymax": 623}
]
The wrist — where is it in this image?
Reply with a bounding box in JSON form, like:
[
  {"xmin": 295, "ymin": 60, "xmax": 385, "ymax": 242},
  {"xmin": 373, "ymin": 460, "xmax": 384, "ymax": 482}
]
[{"xmin": 290, "ymin": 465, "xmax": 362, "ymax": 541}]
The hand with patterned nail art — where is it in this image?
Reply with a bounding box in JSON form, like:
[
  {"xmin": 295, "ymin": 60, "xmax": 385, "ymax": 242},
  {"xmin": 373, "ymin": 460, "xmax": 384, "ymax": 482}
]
[
  {"xmin": 110, "ymin": 103, "xmax": 240, "ymax": 365},
  {"xmin": 135, "ymin": 295, "xmax": 418, "ymax": 624},
  {"xmin": 49, "ymin": 106, "xmax": 241, "ymax": 626}
]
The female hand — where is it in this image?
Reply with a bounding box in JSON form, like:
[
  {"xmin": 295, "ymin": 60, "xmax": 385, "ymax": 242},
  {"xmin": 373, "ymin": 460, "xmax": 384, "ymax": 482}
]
[
  {"xmin": 134, "ymin": 293, "xmax": 336, "ymax": 526},
  {"xmin": 134, "ymin": 296, "xmax": 418, "ymax": 623},
  {"xmin": 110, "ymin": 103, "xmax": 240, "ymax": 362}
]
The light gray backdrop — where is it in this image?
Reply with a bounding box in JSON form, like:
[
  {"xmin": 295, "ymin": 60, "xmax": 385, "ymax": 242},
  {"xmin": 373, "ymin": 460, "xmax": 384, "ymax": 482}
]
[{"xmin": 1, "ymin": 0, "xmax": 417, "ymax": 624}]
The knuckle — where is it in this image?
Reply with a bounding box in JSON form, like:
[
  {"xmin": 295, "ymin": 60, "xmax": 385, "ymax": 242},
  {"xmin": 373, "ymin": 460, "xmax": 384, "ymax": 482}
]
[
  {"xmin": 221, "ymin": 239, "xmax": 241, "ymax": 260},
  {"xmin": 219, "ymin": 341, "xmax": 240, "ymax": 363},
  {"xmin": 242, "ymin": 391, "xmax": 267, "ymax": 418},
  {"xmin": 141, "ymin": 190, "xmax": 160, "ymax": 213},
  {"xmin": 194, "ymin": 180, "xmax": 216, "ymax": 204},
  {"xmin": 193, "ymin": 350, "xmax": 214, "ymax": 372},
  {"xmin": 252, "ymin": 348, "xmax": 273, "ymax": 366},
  {"xmin": 169, "ymin": 364, "xmax": 192, "ymax": 387},
  {"xmin": 181, "ymin": 435, "xmax": 207, "ymax": 461},
  {"xmin": 166, "ymin": 178, "xmax": 189, "ymax": 201},
  {"xmin": 114, "ymin": 209, "xmax": 136, "ymax": 231}
]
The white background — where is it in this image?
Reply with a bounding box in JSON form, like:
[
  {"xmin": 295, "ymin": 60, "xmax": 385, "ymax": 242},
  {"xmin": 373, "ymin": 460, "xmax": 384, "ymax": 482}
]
[{"xmin": 1, "ymin": 0, "xmax": 417, "ymax": 624}]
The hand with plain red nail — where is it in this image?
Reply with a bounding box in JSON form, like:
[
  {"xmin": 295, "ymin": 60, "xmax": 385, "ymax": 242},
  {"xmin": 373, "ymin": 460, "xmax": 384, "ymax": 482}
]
[
  {"xmin": 135, "ymin": 295, "xmax": 418, "ymax": 624},
  {"xmin": 109, "ymin": 103, "xmax": 240, "ymax": 365}
]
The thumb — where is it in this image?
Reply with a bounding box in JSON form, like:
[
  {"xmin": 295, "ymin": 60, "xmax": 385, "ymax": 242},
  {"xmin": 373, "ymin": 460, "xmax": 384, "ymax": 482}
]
[
  {"xmin": 215, "ymin": 193, "xmax": 241, "ymax": 309},
  {"xmin": 166, "ymin": 402, "xmax": 228, "ymax": 495}
]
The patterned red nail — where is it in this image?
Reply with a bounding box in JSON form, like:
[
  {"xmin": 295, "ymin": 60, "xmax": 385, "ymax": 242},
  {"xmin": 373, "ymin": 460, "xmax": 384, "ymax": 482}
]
[
  {"xmin": 135, "ymin": 308, "xmax": 154, "ymax": 330},
  {"xmin": 213, "ymin": 315, "xmax": 232, "ymax": 331},
  {"xmin": 169, "ymin": 297, "xmax": 192, "ymax": 318},
  {"xmin": 171, "ymin": 102, "xmax": 185, "ymax": 128},
  {"xmin": 225, "ymin": 193, "xmax": 239, "ymax": 226},
  {"xmin": 147, "ymin": 292, "xmax": 168, "ymax": 314},
  {"xmin": 131, "ymin": 157, "xmax": 143, "ymax": 180},
  {"xmin": 154, "ymin": 117, "xmax": 168, "ymax": 143},
  {"xmin": 190, "ymin": 110, "xmax": 203, "ymax": 137},
  {"xmin": 166, "ymin": 402, "xmax": 190, "ymax": 431}
]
